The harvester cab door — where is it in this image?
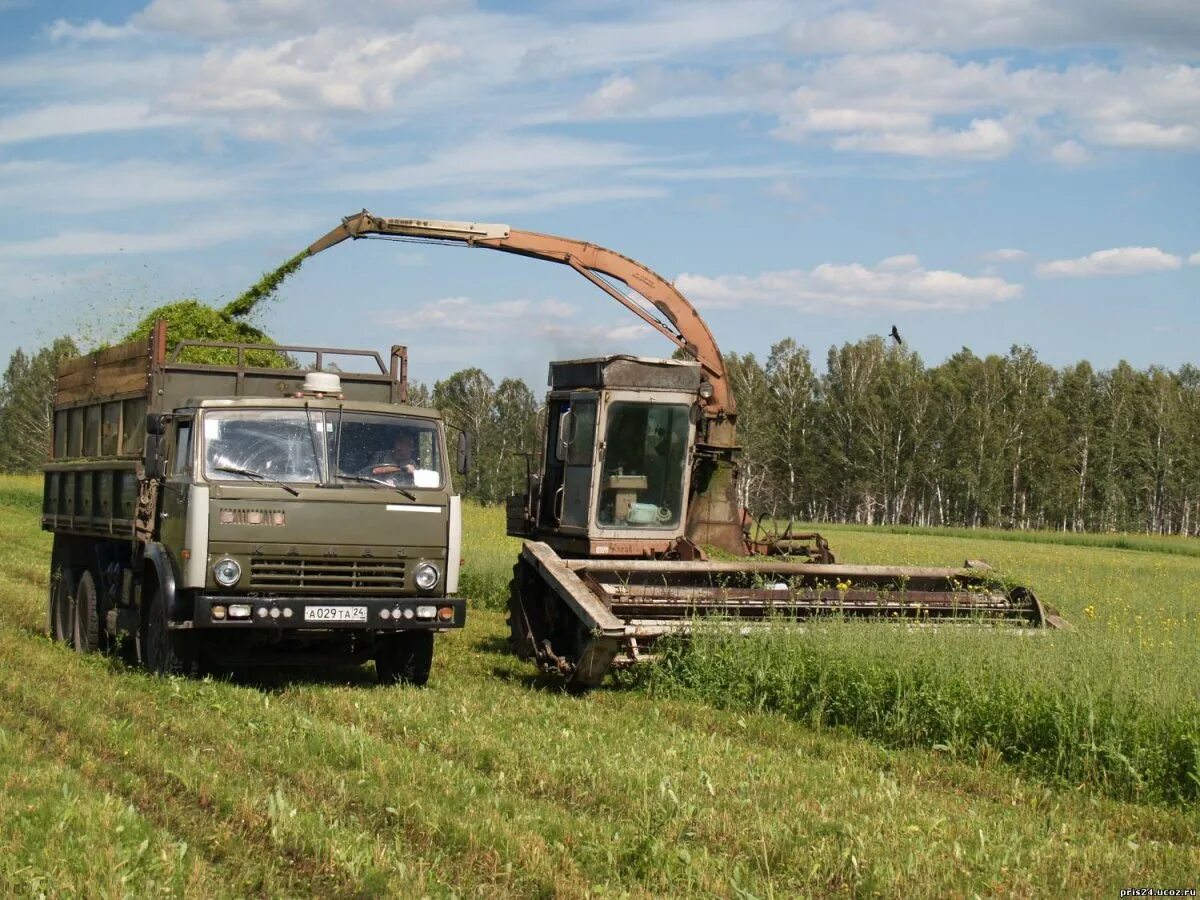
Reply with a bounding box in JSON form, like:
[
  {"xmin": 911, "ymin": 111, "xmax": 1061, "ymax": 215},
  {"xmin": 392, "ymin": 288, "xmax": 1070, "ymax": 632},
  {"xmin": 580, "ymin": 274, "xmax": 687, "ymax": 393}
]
[
  {"xmin": 593, "ymin": 394, "xmax": 696, "ymax": 536},
  {"xmin": 553, "ymin": 393, "xmax": 598, "ymax": 531}
]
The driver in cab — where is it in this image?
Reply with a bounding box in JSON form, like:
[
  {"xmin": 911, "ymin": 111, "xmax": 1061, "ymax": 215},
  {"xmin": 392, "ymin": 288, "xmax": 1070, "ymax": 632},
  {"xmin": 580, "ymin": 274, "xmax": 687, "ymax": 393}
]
[{"xmin": 371, "ymin": 430, "xmax": 439, "ymax": 488}]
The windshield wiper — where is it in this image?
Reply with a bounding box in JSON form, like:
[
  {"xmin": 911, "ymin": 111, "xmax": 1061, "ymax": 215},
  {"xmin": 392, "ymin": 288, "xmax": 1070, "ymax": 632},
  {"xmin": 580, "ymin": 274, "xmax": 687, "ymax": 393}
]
[
  {"xmin": 336, "ymin": 473, "xmax": 417, "ymax": 501},
  {"xmin": 303, "ymin": 403, "xmax": 326, "ymax": 483},
  {"xmin": 213, "ymin": 465, "xmax": 300, "ymax": 496}
]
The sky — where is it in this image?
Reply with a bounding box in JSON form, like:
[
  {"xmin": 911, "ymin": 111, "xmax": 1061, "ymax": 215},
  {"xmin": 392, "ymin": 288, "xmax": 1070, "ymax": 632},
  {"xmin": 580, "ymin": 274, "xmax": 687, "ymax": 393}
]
[{"xmin": 0, "ymin": 0, "xmax": 1197, "ymax": 389}]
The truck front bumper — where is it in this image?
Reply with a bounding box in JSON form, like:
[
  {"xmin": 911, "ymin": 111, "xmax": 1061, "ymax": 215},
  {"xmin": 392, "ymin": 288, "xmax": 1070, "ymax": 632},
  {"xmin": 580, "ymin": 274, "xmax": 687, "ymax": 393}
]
[{"xmin": 185, "ymin": 595, "xmax": 467, "ymax": 630}]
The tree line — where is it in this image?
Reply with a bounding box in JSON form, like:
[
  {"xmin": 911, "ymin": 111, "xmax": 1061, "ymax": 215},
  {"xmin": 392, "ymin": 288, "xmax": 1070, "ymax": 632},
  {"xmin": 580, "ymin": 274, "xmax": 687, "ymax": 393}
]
[
  {"xmin": 413, "ymin": 338, "xmax": 1200, "ymax": 537},
  {"xmin": 726, "ymin": 338, "xmax": 1200, "ymax": 536},
  {"xmin": 3, "ymin": 332, "xmax": 1197, "ymax": 536}
]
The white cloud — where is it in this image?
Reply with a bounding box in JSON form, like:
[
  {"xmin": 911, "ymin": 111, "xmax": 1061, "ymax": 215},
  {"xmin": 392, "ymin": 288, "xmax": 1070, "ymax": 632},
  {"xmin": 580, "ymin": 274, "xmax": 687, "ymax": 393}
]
[
  {"xmin": 164, "ymin": 30, "xmax": 461, "ymax": 120},
  {"xmin": 47, "ymin": 18, "xmax": 136, "ymax": 42},
  {"xmin": 5, "ymin": 2, "xmax": 1198, "ymax": 164},
  {"xmin": 438, "ymin": 186, "xmax": 666, "ymax": 217},
  {"xmin": 0, "ymin": 102, "xmax": 186, "ymax": 146},
  {"xmin": 375, "ymin": 296, "xmax": 575, "ymax": 333},
  {"xmin": 677, "ymin": 256, "xmax": 1022, "ymax": 312},
  {"xmin": 786, "ymin": 0, "xmax": 1200, "ymax": 56},
  {"xmin": 1088, "ymin": 121, "xmax": 1198, "ymax": 149},
  {"xmin": 134, "ymin": 0, "xmax": 467, "ymax": 40},
  {"xmin": 335, "ymin": 133, "xmax": 650, "ymax": 192},
  {"xmin": 981, "ymin": 248, "xmax": 1029, "ymax": 262},
  {"xmin": 580, "ymin": 75, "xmax": 639, "ymax": 116},
  {"xmin": 833, "ymin": 118, "xmax": 1016, "ymax": 160},
  {"xmin": 766, "ymin": 179, "xmax": 807, "ymax": 204},
  {"xmin": 787, "ymin": 10, "xmax": 912, "ymax": 54},
  {"xmin": 538, "ymin": 321, "xmax": 653, "ymax": 344},
  {"xmin": 0, "ymin": 159, "xmax": 241, "ymax": 213},
  {"xmin": 0, "ymin": 213, "xmax": 320, "ymax": 259},
  {"xmin": 1050, "ymin": 139, "xmax": 1090, "ymax": 166},
  {"xmin": 1036, "ymin": 247, "xmax": 1184, "ymax": 277},
  {"xmin": 774, "ymin": 54, "xmax": 1200, "ymax": 159},
  {"xmin": 374, "ymin": 294, "xmax": 658, "ymax": 358},
  {"xmin": 1189, "ymin": 252, "xmax": 1200, "ymax": 266}
]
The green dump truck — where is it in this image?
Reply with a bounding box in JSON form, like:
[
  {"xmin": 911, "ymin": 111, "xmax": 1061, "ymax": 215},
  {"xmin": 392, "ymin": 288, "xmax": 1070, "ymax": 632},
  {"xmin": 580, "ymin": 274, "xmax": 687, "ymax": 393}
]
[{"xmin": 42, "ymin": 320, "xmax": 467, "ymax": 684}]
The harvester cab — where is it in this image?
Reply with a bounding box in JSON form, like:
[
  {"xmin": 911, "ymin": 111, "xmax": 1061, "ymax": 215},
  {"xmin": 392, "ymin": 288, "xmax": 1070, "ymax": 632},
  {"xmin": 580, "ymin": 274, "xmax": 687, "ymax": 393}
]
[{"xmin": 507, "ymin": 356, "xmax": 702, "ymax": 561}]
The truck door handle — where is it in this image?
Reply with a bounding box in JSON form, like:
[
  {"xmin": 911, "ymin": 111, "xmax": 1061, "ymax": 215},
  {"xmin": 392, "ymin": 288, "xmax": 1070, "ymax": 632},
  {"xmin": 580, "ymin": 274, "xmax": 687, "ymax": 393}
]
[{"xmin": 553, "ymin": 485, "xmax": 565, "ymax": 524}]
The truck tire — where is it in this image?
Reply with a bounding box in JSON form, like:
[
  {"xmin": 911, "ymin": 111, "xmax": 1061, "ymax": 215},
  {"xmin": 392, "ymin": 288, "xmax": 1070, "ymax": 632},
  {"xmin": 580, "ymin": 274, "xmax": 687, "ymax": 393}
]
[
  {"xmin": 72, "ymin": 571, "xmax": 101, "ymax": 654},
  {"xmin": 49, "ymin": 565, "xmax": 77, "ymax": 644},
  {"xmin": 142, "ymin": 580, "xmax": 186, "ymax": 675},
  {"xmin": 375, "ymin": 631, "xmax": 433, "ymax": 686}
]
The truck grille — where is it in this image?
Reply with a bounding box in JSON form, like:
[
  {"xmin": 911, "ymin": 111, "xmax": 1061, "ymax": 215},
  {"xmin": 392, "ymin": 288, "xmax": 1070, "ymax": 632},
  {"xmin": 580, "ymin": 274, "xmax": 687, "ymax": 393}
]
[{"xmin": 250, "ymin": 557, "xmax": 407, "ymax": 592}]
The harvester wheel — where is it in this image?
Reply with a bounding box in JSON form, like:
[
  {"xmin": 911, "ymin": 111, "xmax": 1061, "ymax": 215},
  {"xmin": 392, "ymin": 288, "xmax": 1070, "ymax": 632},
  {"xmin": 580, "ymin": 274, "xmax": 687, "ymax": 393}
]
[
  {"xmin": 72, "ymin": 571, "xmax": 101, "ymax": 654},
  {"xmin": 508, "ymin": 557, "xmax": 595, "ymax": 680},
  {"xmin": 376, "ymin": 631, "xmax": 434, "ymax": 686},
  {"xmin": 506, "ymin": 561, "xmax": 541, "ymax": 660}
]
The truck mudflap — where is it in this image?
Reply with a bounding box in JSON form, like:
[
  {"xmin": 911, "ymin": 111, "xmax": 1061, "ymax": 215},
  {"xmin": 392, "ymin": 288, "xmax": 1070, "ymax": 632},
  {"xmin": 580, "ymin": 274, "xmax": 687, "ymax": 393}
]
[
  {"xmin": 183, "ymin": 596, "xmax": 466, "ymax": 630},
  {"xmin": 509, "ymin": 541, "xmax": 1069, "ymax": 689}
]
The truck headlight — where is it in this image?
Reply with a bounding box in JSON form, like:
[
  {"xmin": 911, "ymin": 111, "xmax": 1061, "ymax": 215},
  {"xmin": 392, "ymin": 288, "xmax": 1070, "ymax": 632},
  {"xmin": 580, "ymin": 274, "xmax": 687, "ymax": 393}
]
[
  {"xmin": 213, "ymin": 557, "xmax": 242, "ymax": 587},
  {"xmin": 414, "ymin": 562, "xmax": 440, "ymax": 590}
]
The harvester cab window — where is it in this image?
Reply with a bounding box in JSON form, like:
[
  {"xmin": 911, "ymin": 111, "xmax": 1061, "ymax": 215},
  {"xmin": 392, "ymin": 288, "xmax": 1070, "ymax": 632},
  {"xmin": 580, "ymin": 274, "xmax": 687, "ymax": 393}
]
[{"xmin": 597, "ymin": 402, "xmax": 690, "ymax": 529}]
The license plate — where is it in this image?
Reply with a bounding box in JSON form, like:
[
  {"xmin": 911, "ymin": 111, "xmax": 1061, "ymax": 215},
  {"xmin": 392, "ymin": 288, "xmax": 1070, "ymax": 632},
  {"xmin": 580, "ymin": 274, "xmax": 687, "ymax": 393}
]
[{"xmin": 303, "ymin": 605, "xmax": 367, "ymax": 623}]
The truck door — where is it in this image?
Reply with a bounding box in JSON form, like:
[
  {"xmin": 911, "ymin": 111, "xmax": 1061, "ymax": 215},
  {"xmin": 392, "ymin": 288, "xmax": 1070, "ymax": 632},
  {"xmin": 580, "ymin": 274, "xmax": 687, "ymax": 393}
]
[
  {"xmin": 558, "ymin": 393, "xmax": 597, "ymax": 530},
  {"xmin": 159, "ymin": 418, "xmax": 192, "ymax": 560}
]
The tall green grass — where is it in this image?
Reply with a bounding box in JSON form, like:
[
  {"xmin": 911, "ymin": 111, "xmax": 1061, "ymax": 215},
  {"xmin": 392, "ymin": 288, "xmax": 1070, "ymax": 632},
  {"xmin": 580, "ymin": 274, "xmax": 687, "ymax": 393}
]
[
  {"xmin": 458, "ymin": 503, "xmax": 522, "ymax": 610},
  {"xmin": 635, "ymin": 622, "xmax": 1200, "ymax": 806},
  {"xmin": 632, "ymin": 528, "xmax": 1200, "ymax": 808}
]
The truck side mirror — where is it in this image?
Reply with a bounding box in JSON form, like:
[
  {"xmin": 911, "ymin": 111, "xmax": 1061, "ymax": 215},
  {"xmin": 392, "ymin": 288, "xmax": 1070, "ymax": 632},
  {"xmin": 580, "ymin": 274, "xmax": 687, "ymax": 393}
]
[
  {"xmin": 146, "ymin": 413, "xmax": 170, "ymax": 435},
  {"xmin": 456, "ymin": 431, "xmax": 472, "ymax": 475},
  {"xmin": 144, "ymin": 434, "xmax": 164, "ymax": 479}
]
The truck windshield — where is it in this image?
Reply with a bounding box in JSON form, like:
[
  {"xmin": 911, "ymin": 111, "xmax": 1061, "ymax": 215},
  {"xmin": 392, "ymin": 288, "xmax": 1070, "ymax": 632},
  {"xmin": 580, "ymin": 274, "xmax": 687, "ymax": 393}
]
[
  {"xmin": 203, "ymin": 410, "xmax": 443, "ymax": 489},
  {"xmin": 596, "ymin": 402, "xmax": 690, "ymax": 529}
]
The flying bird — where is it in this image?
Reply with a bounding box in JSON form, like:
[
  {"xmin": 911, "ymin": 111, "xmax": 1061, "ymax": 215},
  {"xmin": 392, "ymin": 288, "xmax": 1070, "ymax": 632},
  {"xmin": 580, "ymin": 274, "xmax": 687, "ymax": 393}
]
[{"xmin": 889, "ymin": 325, "xmax": 903, "ymax": 346}]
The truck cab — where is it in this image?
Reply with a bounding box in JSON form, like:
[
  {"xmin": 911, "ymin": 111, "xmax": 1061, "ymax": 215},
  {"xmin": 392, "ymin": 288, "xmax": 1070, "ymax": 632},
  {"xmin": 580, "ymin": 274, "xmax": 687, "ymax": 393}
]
[{"xmin": 43, "ymin": 323, "xmax": 466, "ymax": 684}]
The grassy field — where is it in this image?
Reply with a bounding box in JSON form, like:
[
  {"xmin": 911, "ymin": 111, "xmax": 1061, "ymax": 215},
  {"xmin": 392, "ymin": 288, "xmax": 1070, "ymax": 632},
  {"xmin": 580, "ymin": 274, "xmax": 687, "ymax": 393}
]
[
  {"xmin": 1, "ymin": 475, "xmax": 1197, "ymax": 897},
  {"xmin": 637, "ymin": 522, "xmax": 1200, "ymax": 807}
]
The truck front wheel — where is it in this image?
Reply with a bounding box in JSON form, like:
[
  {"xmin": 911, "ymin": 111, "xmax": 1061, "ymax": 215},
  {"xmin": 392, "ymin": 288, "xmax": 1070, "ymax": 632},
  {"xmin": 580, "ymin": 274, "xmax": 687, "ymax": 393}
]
[
  {"xmin": 142, "ymin": 581, "xmax": 187, "ymax": 675},
  {"xmin": 375, "ymin": 631, "xmax": 433, "ymax": 686}
]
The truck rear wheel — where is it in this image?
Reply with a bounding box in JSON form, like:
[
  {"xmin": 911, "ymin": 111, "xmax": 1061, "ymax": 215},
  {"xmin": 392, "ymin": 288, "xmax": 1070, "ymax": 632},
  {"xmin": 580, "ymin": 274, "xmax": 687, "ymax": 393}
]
[
  {"xmin": 375, "ymin": 631, "xmax": 433, "ymax": 686},
  {"xmin": 72, "ymin": 571, "xmax": 101, "ymax": 654},
  {"xmin": 49, "ymin": 565, "xmax": 76, "ymax": 644},
  {"xmin": 142, "ymin": 581, "xmax": 186, "ymax": 675}
]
